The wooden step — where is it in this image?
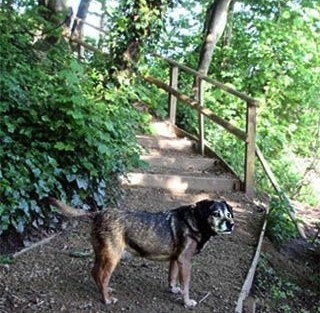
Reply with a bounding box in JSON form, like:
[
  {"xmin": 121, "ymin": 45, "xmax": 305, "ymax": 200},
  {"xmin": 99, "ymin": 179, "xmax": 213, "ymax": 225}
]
[
  {"xmin": 134, "ymin": 122, "xmax": 242, "ymax": 193},
  {"xmin": 139, "ymin": 155, "xmax": 228, "ymax": 176},
  {"xmin": 122, "ymin": 173, "xmax": 240, "ymax": 193},
  {"xmin": 149, "ymin": 121, "xmax": 177, "ymax": 137},
  {"xmin": 137, "ymin": 135, "xmax": 194, "ymax": 151}
]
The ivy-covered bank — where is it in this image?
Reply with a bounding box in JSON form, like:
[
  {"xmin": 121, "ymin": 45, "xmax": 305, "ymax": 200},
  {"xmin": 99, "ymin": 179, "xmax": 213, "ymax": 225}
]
[{"xmin": 0, "ymin": 8, "xmax": 148, "ymax": 237}]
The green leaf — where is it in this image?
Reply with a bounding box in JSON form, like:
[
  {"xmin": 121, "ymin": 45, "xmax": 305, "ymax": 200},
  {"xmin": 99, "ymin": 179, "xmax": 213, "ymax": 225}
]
[
  {"xmin": 0, "ymin": 255, "xmax": 15, "ymax": 265},
  {"xmin": 76, "ymin": 177, "xmax": 89, "ymax": 190},
  {"xmin": 54, "ymin": 142, "xmax": 75, "ymax": 151},
  {"xmin": 98, "ymin": 144, "xmax": 109, "ymax": 154}
]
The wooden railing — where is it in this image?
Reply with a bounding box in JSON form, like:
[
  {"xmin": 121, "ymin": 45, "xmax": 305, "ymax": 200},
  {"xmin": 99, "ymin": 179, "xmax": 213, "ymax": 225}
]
[
  {"xmin": 65, "ymin": 24, "xmax": 305, "ymax": 237},
  {"xmin": 144, "ymin": 54, "xmax": 258, "ymax": 196},
  {"xmin": 144, "ymin": 55, "xmax": 306, "ymax": 239}
]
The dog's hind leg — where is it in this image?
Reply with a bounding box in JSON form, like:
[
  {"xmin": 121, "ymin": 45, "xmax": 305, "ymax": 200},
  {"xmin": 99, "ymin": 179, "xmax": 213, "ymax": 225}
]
[
  {"xmin": 168, "ymin": 259, "xmax": 181, "ymax": 294},
  {"xmin": 92, "ymin": 245, "xmax": 122, "ymax": 305}
]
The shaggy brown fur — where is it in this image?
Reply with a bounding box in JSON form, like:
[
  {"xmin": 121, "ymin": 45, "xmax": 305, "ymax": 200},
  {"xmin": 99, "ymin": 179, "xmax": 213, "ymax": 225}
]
[{"xmin": 47, "ymin": 197, "xmax": 234, "ymax": 307}]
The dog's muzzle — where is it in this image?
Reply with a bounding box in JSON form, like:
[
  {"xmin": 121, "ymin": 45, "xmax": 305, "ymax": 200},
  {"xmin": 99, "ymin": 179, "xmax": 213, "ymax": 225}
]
[
  {"xmin": 226, "ymin": 220, "xmax": 234, "ymax": 232},
  {"xmin": 218, "ymin": 219, "xmax": 234, "ymax": 234}
]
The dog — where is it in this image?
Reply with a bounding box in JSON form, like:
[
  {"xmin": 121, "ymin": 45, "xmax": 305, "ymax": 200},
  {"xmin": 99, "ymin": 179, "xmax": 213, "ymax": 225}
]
[{"xmin": 47, "ymin": 198, "xmax": 234, "ymax": 307}]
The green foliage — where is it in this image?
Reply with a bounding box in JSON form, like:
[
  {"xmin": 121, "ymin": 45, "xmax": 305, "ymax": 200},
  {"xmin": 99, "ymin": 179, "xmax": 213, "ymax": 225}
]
[
  {"xmin": 98, "ymin": 0, "xmax": 173, "ymax": 72},
  {"xmin": 0, "ymin": 255, "xmax": 15, "ymax": 265},
  {"xmin": 255, "ymin": 253, "xmax": 320, "ymax": 313},
  {"xmin": 209, "ymin": 1, "xmax": 320, "ymax": 201},
  {"xmin": 0, "ymin": 6, "xmax": 146, "ymax": 236},
  {"xmin": 153, "ymin": 0, "xmax": 320, "ymax": 206},
  {"xmin": 266, "ymin": 196, "xmax": 298, "ymax": 244}
]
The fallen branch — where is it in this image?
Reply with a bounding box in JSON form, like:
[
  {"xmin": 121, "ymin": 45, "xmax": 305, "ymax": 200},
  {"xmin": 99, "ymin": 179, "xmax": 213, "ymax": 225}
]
[
  {"xmin": 13, "ymin": 234, "xmax": 59, "ymax": 258},
  {"xmin": 44, "ymin": 246, "xmax": 92, "ymax": 258},
  {"xmin": 234, "ymin": 205, "xmax": 269, "ymax": 313}
]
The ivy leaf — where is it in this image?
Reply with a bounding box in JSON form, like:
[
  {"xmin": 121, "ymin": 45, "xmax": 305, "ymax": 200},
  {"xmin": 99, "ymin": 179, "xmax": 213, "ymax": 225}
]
[
  {"xmin": 98, "ymin": 144, "xmax": 109, "ymax": 154},
  {"xmin": 54, "ymin": 142, "xmax": 75, "ymax": 151},
  {"xmin": 66, "ymin": 174, "xmax": 76, "ymax": 182},
  {"xmin": 19, "ymin": 199, "xmax": 29, "ymax": 216},
  {"xmin": 76, "ymin": 177, "xmax": 89, "ymax": 190}
]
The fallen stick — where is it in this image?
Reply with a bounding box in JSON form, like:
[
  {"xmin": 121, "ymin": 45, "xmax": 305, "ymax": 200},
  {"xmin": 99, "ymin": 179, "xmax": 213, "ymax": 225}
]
[
  {"xmin": 234, "ymin": 205, "xmax": 269, "ymax": 313},
  {"xmin": 13, "ymin": 234, "xmax": 59, "ymax": 258},
  {"xmin": 255, "ymin": 146, "xmax": 306, "ymax": 239},
  {"xmin": 199, "ymin": 291, "xmax": 211, "ymax": 304}
]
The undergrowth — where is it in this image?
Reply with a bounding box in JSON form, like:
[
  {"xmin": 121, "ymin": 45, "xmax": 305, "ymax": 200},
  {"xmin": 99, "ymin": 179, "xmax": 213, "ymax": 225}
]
[
  {"xmin": 0, "ymin": 9, "xmax": 148, "ymax": 238},
  {"xmin": 266, "ymin": 195, "xmax": 299, "ymax": 245},
  {"xmin": 253, "ymin": 254, "xmax": 320, "ymax": 313}
]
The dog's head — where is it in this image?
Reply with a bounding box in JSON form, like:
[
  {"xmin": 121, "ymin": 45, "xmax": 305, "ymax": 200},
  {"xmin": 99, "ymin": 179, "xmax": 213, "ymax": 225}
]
[{"xmin": 195, "ymin": 199, "xmax": 234, "ymax": 235}]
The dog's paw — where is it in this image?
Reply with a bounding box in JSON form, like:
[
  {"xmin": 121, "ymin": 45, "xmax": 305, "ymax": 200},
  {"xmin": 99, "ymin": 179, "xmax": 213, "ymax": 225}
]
[
  {"xmin": 104, "ymin": 297, "xmax": 118, "ymax": 305},
  {"xmin": 184, "ymin": 299, "xmax": 197, "ymax": 307},
  {"xmin": 170, "ymin": 286, "xmax": 182, "ymax": 294}
]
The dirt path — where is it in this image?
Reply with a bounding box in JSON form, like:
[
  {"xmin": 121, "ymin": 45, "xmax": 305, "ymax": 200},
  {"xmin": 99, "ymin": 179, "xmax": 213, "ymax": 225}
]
[{"xmin": 0, "ymin": 187, "xmax": 263, "ymax": 313}]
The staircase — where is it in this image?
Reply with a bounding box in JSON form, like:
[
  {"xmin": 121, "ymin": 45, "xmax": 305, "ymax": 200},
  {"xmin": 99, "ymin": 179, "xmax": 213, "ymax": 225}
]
[
  {"xmin": 124, "ymin": 121, "xmax": 241, "ymax": 193},
  {"xmin": 1, "ymin": 120, "xmax": 259, "ymax": 313}
]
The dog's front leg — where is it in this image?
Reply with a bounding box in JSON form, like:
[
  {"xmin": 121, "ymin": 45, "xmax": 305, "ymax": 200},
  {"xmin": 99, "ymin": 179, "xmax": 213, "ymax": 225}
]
[
  {"xmin": 177, "ymin": 258, "xmax": 197, "ymax": 307},
  {"xmin": 168, "ymin": 259, "xmax": 181, "ymax": 294},
  {"xmin": 177, "ymin": 239, "xmax": 198, "ymax": 307}
]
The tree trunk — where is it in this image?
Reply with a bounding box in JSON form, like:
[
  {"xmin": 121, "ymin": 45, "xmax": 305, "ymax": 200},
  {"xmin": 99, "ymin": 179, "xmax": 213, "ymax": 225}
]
[
  {"xmin": 98, "ymin": 0, "xmax": 107, "ymax": 49},
  {"xmin": 197, "ymin": 0, "xmax": 232, "ymax": 76},
  {"xmin": 37, "ymin": 0, "xmax": 71, "ymax": 46},
  {"xmin": 38, "ymin": 0, "xmax": 70, "ymax": 25},
  {"xmin": 222, "ymin": 0, "xmax": 234, "ymax": 48},
  {"xmin": 71, "ymin": 0, "xmax": 92, "ymax": 58}
]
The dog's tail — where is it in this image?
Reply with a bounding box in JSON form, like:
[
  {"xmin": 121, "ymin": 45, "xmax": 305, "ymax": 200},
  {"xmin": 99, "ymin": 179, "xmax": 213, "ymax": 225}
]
[{"xmin": 46, "ymin": 197, "xmax": 94, "ymax": 219}]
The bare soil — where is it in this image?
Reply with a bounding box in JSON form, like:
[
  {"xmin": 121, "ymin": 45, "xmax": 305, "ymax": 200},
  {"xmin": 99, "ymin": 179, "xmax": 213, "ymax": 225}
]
[
  {"xmin": 1, "ymin": 188, "xmax": 319, "ymax": 313},
  {"xmin": 0, "ymin": 187, "xmax": 263, "ymax": 313},
  {"xmin": 1, "ymin": 129, "xmax": 319, "ymax": 312}
]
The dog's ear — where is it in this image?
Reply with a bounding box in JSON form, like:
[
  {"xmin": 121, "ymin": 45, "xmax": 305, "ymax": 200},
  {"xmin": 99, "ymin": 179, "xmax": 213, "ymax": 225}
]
[
  {"xmin": 221, "ymin": 200, "xmax": 233, "ymax": 217},
  {"xmin": 194, "ymin": 199, "xmax": 216, "ymax": 219},
  {"xmin": 195, "ymin": 199, "xmax": 215, "ymax": 209}
]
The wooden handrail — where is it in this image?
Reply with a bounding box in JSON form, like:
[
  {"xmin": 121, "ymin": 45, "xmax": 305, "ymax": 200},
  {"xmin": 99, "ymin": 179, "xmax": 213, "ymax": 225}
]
[
  {"xmin": 255, "ymin": 145, "xmax": 306, "ymax": 239},
  {"xmin": 168, "ymin": 66, "xmax": 178, "ymax": 124},
  {"xmin": 144, "ymin": 75, "xmax": 247, "ymax": 141},
  {"xmin": 146, "ymin": 69, "xmax": 306, "ymax": 237},
  {"xmin": 255, "ymin": 146, "xmax": 281, "ymax": 193},
  {"xmin": 152, "ymin": 54, "xmax": 258, "ymax": 195},
  {"xmin": 153, "ymin": 53, "xmax": 259, "ymax": 106},
  {"xmin": 67, "ymin": 33, "xmax": 305, "ymax": 238},
  {"xmin": 65, "ymin": 35, "xmax": 102, "ymax": 53}
]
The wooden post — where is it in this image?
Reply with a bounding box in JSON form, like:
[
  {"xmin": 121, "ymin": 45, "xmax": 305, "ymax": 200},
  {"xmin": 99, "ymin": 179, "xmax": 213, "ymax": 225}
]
[
  {"xmin": 245, "ymin": 103, "xmax": 257, "ymax": 196},
  {"xmin": 168, "ymin": 66, "xmax": 178, "ymax": 125},
  {"xmin": 195, "ymin": 78, "xmax": 205, "ymax": 155}
]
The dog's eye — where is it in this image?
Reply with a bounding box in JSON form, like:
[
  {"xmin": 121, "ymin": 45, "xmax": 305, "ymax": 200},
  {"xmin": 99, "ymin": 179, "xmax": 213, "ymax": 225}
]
[
  {"xmin": 226, "ymin": 212, "xmax": 232, "ymax": 218},
  {"xmin": 213, "ymin": 212, "xmax": 220, "ymax": 218}
]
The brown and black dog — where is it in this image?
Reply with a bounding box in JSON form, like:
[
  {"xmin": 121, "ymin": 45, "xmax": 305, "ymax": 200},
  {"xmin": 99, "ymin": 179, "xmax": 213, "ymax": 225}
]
[{"xmin": 47, "ymin": 198, "xmax": 234, "ymax": 307}]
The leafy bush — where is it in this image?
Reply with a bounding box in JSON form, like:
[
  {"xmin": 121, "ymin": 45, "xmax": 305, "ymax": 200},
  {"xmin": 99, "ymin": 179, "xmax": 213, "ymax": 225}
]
[
  {"xmin": 0, "ymin": 10, "xmax": 146, "ymax": 236},
  {"xmin": 266, "ymin": 196, "xmax": 298, "ymax": 245}
]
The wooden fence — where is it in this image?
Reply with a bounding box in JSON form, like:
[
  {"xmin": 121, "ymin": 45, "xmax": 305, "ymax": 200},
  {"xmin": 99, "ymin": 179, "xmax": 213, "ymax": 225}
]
[
  {"xmin": 144, "ymin": 54, "xmax": 258, "ymax": 196},
  {"xmin": 143, "ymin": 55, "xmax": 306, "ymax": 238}
]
